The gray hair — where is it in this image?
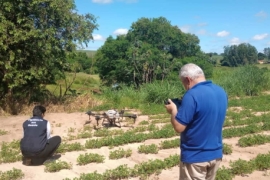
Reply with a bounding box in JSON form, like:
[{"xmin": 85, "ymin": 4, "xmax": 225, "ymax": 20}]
[{"xmin": 179, "ymin": 63, "xmax": 205, "ymax": 80}]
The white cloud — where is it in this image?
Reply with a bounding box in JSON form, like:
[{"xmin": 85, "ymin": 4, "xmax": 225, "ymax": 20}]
[
  {"xmin": 93, "ymin": 34, "xmax": 105, "ymax": 41},
  {"xmin": 253, "ymin": 33, "xmax": 268, "ymax": 40},
  {"xmin": 113, "ymin": 28, "xmax": 128, "ymax": 35},
  {"xmin": 179, "ymin": 25, "xmax": 191, "ymax": 33},
  {"xmin": 92, "ymin": 0, "xmax": 112, "ymax": 4},
  {"xmin": 255, "ymin": 11, "xmax": 267, "ymax": 18},
  {"xmin": 230, "ymin": 37, "xmax": 241, "ymax": 45},
  {"xmin": 217, "ymin": 31, "xmax": 230, "ymax": 37},
  {"xmin": 197, "ymin": 23, "xmax": 208, "ymax": 27}
]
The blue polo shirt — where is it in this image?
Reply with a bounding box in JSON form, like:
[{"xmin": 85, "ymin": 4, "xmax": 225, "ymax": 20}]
[{"xmin": 175, "ymin": 80, "xmax": 228, "ymax": 163}]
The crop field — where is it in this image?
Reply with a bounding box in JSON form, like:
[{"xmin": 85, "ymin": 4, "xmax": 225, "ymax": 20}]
[{"xmin": 1, "ymin": 94, "xmax": 270, "ymax": 180}]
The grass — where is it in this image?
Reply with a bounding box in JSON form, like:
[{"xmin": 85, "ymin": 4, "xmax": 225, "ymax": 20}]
[
  {"xmin": 256, "ymin": 63, "xmax": 270, "ymax": 69},
  {"xmin": 46, "ymin": 72, "xmax": 100, "ymax": 96}
]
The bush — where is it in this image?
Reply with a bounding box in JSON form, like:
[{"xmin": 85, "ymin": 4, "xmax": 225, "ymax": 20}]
[{"xmin": 216, "ymin": 65, "xmax": 270, "ymax": 96}]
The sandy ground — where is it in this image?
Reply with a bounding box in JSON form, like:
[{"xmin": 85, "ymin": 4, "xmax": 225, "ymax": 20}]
[{"xmin": 0, "ymin": 111, "xmax": 270, "ymax": 180}]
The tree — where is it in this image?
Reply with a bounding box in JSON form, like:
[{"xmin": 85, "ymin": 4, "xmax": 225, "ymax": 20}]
[
  {"xmin": 258, "ymin": 52, "xmax": 266, "ymax": 60},
  {"xmin": 67, "ymin": 52, "xmax": 96, "ymax": 74},
  {"xmin": 0, "ymin": 0, "xmax": 98, "ymax": 113},
  {"xmin": 264, "ymin": 47, "xmax": 270, "ymax": 60},
  {"xmin": 96, "ymin": 17, "xmax": 208, "ymax": 87},
  {"xmin": 221, "ymin": 43, "xmax": 258, "ymax": 67},
  {"xmin": 95, "ymin": 35, "xmax": 131, "ymax": 85},
  {"xmin": 126, "ymin": 17, "xmax": 200, "ymax": 58}
]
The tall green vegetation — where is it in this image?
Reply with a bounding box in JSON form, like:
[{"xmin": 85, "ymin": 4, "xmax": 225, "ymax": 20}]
[
  {"xmin": 213, "ymin": 65, "xmax": 270, "ymax": 96},
  {"xmin": 96, "ymin": 80, "xmax": 184, "ymax": 114},
  {"xmin": 95, "ymin": 17, "xmax": 213, "ymax": 87},
  {"xmin": 91, "ymin": 65, "xmax": 270, "ymax": 114},
  {"xmin": 221, "ymin": 43, "xmax": 258, "ymax": 67},
  {"xmin": 67, "ymin": 52, "xmax": 98, "ymax": 74},
  {"xmin": 0, "ymin": 0, "xmax": 98, "ymax": 114}
]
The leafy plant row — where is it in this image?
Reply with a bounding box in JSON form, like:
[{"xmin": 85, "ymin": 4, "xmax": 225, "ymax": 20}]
[
  {"xmin": 84, "ymin": 124, "xmax": 178, "ymax": 150},
  {"xmin": 1, "ymin": 114, "xmax": 265, "ymax": 164},
  {"xmin": 238, "ymin": 134, "xmax": 270, "ymax": 147},
  {"xmin": 224, "ymin": 112, "xmax": 270, "ymax": 128},
  {"xmin": 92, "ymin": 123, "xmax": 158, "ymax": 138},
  {"xmin": 44, "ymin": 160, "xmax": 72, "ymax": 172},
  {"xmin": 63, "ymin": 123, "xmax": 160, "ymax": 142},
  {"xmin": 216, "ymin": 151, "xmax": 270, "ymax": 180},
  {"xmin": 63, "ymin": 154, "xmax": 180, "ymax": 180},
  {"xmin": 223, "ymin": 121, "xmax": 270, "ymax": 138}
]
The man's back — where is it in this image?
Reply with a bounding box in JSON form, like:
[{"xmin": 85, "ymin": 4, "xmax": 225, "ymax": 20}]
[
  {"xmin": 176, "ymin": 80, "xmax": 228, "ymax": 163},
  {"xmin": 21, "ymin": 117, "xmax": 48, "ymax": 154}
]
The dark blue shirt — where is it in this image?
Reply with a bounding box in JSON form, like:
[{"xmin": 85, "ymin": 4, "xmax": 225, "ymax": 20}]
[
  {"xmin": 20, "ymin": 116, "xmax": 48, "ymax": 154},
  {"xmin": 175, "ymin": 80, "xmax": 228, "ymax": 163}
]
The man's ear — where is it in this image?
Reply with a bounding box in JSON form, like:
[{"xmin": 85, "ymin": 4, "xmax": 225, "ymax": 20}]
[{"xmin": 185, "ymin": 77, "xmax": 191, "ymax": 85}]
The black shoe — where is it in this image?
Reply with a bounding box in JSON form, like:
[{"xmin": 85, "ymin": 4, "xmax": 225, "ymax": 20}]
[{"xmin": 22, "ymin": 157, "xmax": 32, "ymax": 166}]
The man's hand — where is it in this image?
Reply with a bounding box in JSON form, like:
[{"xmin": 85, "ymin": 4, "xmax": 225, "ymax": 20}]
[{"xmin": 164, "ymin": 99, "xmax": 177, "ymax": 114}]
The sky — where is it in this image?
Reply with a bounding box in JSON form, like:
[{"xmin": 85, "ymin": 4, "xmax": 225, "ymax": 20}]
[{"xmin": 75, "ymin": 0, "xmax": 270, "ymax": 54}]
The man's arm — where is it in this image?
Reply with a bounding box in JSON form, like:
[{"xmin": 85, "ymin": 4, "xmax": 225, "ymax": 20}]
[
  {"xmin": 165, "ymin": 99, "xmax": 186, "ymax": 133},
  {"xmin": 47, "ymin": 121, "xmax": 51, "ymax": 139},
  {"xmin": 170, "ymin": 108, "xmax": 186, "ymax": 133}
]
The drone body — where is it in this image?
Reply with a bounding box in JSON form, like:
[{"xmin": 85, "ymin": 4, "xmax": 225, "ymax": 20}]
[{"xmin": 85, "ymin": 109, "xmax": 137, "ymax": 127}]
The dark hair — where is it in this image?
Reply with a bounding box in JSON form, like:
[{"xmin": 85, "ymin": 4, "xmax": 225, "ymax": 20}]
[{"xmin": 33, "ymin": 105, "xmax": 46, "ymax": 117}]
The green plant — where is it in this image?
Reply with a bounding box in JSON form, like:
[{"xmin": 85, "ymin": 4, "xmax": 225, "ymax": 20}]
[
  {"xmin": 138, "ymin": 120, "xmax": 149, "ymax": 125},
  {"xmin": 138, "ymin": 144, "xmax": 159, "ymax": 154},
  {"xmin": 56, "ymin": 142, "xmax": 85, "ymax": 153},
  {"xmin": 0, "ymin": 140, "xmax": 22, "ymax": 163},
  {"xmin": 103, "ymin": 164, "xmax": 131, "ymax": 180},
  {"xmin": 223, "ymin": 143, "xmax": 233, "ymax": 155},
  {"xmin": 0, "ymin": 168, "xmax": 24, "ymax": 180},
  {"xmin": 238, "ymin": 134, "xmax": 270, "ymax": 147},
  {"xmin": 44, "ymin": 160, "xmax": 72, "ymax": 172},
  {"xmin": 254, "ymin": 152, "xmax": 270, "ymax": 170},
  {"xmin": 77, "ymin": 153, "xmax": 105, "ymax": 165},
  {"xmin": 77, "ymin": 131, "xmax": 92, "ymax": 139},
  {"xmin": 72, "ymin": 171, "xmax": 104, "ymax": 180},
  {"xmin": 0, "ymin": 129, "xmax": 8, "ymax": 136},
  {"xmin": 64, "ymin": 154, "xmax": 180, "ymax": 180},
  {"xmin": 109, "ymin": 148, "xmax": 132, "ymax": 160},
  {"xmin": 68, "ymin": 127, "xmax": 76, "ymax": 133},
  {"xmin": 159, "ymin": 138, "xmax": 180, "ymax": 149},
  {"xmin": 230, "ymin": 159, "xmax": 256, "ymax": 176},
  {"xmin": 55, "ymin": 123, "xmax": 62, "ymax": 127},
  {"xmin": 215, "ymin": 166, "xmax": 234, "ymax": 180}
]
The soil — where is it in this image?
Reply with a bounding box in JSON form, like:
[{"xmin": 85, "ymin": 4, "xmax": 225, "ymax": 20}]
[{"xmin": 0, "ymin": 112, "xmax": 269, "ymax": 180}]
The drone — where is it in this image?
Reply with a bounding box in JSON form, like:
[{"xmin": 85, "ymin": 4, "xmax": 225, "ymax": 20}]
[{"xmin": 85, "ymin": 109, "xmax": 137, "ymax": 127}]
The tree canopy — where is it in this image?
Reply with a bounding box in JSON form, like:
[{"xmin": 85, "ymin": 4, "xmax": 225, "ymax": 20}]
[
  {"xmin": 221, "ymin": 43, "xmax": 258, "ymax": 67},
  {"xmin": 0, "ymin": 0, "xmax": 98, "ymax": 111},
  {"xmin": 95, "ymin": 17, "xmax": 212, "ymax": 87},
  {"xmin": 264, "ymin": 47, "xmax": 270, "ymax": 60}
]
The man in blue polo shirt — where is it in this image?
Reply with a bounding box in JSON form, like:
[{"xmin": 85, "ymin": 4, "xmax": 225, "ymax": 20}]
[{"xmin": 165, "ymin": 63, "xmax": 228, "ymax": 180}]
